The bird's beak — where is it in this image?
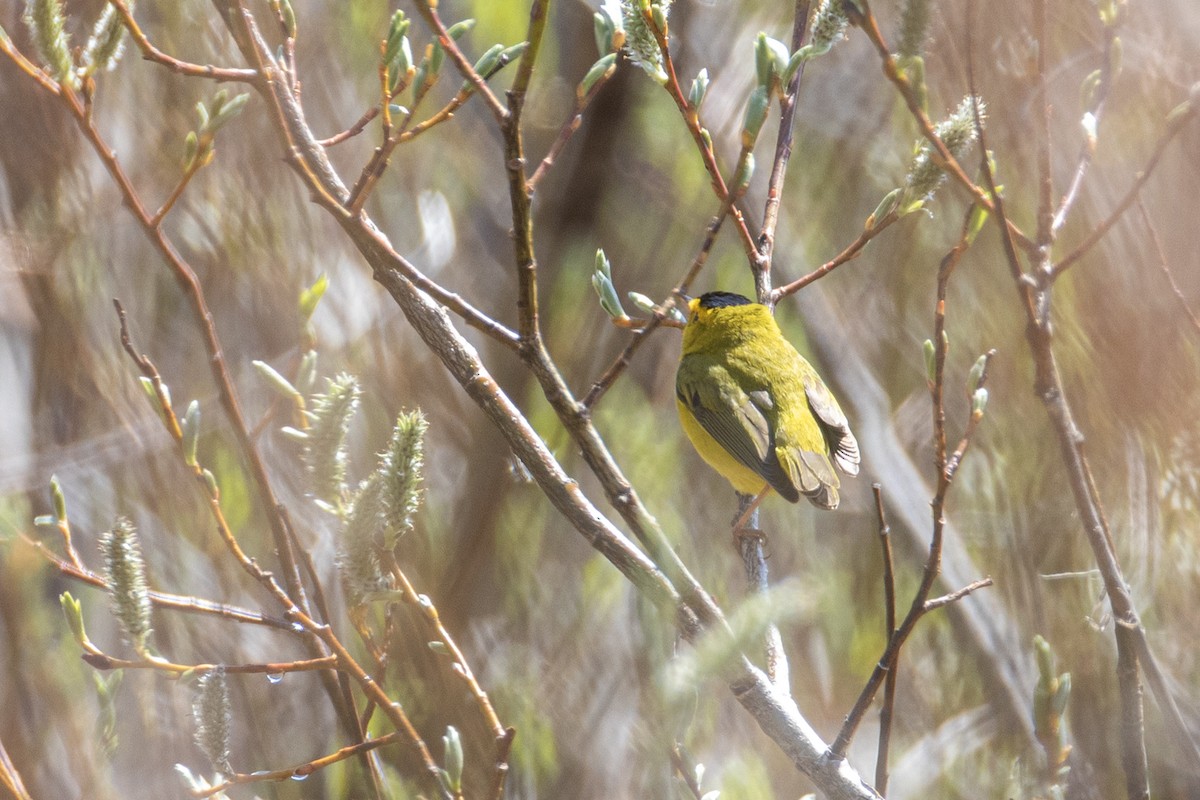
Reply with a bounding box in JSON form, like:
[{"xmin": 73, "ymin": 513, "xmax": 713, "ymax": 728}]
[{"xmin": 674, "ymin": 290, "xmax": 693, "ymax": 305}]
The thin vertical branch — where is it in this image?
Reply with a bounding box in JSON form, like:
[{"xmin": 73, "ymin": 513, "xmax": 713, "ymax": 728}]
[
  {"xmin": 873, "ymin": 485, "xmax": 897, "ymax": 795},
  {"xmin": 756, "ymin": 0, "xmax": 812, "ymax": 300}
]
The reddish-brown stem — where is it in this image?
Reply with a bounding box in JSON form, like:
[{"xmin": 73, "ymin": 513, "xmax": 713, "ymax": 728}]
[
  {"xmin": 873, "ymin": 485, "xmax": 897, "ymax": 795},
  {"xmin": 757, "ymin": 0, "xmax": 812, "ymax": 298},
  {"xmin": 110, "ymin": 0, "xmax": 257, "ymax": 82},
  {"xmin": 772, "ymin": 210, "xmax": 899, "ymax": 301},
  {"xmin": 415, "ymin": 1, "xmax": 507, "ymax": 123},
  {"xmin": 528, "ymin": 67, "xmax": 616, "ymax": 192}
]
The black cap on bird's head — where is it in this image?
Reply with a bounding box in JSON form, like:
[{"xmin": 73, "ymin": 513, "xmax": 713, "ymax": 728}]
[{"xmin": 698, "ymin": 291, "xmax": 753, "ymax": 309}]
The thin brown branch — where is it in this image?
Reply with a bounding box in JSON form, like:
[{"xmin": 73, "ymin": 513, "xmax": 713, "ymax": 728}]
[
  {"xmin": 0, "ymin": 737, "xmax": 33, "ymax": 800},
  {"xmin": 583, "ymin": 207, "xmax": 729, "ymax": 409},
  {"xmin": 645, "ymin": 10, "xmax": 760, "ymax": 265},
  {"xmin": 1050, "ymin": 97, "xmax": 1196, "ymax": 278},
  {"xmin": 110, "ymin": 0, "xmax": 257, "ymax": 82},
  {"xmin": 852, "ymin": 0, "xmax": 1038, "ymax": 258},
  {"xmin": 415, "ymin": 1, "xmax": 508, "ymax": 123},
  {"xmin": 193, "ymin": 732, "xmax": 404, "ymax": 799},
  {"xmin": 23, "ymin": 534, "xmax": 297, "ymax": 630},
  {"xmin": 771, "ymin": 209, "xmax": 899, "ymax": 302},
  {"xmin": 1138, "ymin": 198, "xmax": 1200, "ymax": 334},
  {"xmin": 320, "ymin": 106, "xmax": 381, "ymax": 146},
  {"xmin": 873, "ymin": 485, "xmax": 897, "ymax": 794},
  {"xmin": 527, "ymin": 65, "xmax": 617, "ymax": 192},
  {"xmin": 0, "ymin": 32, "xmax": 64, "ymax": 94},
  {"xmin": 923, "ymin": 577, "xmax": 994, "ymax": 611},
  {"xmin": 756, "ymin": 0, "xmax": 812, "ymax": 298},
  {"xmin": 1034, "ymin": 0, "xmax": 1053, "ymax": 248},
  {"xmin": 1050, "ymin": 7, "xmax": 1121, "ymax": 236},
  {"xmin": 81, "ymin": 650, "xmax": 337, "ymax": 676},
  {"xmin": 831, "ymin": 206, "xmax": 986, "ymax": 759}
]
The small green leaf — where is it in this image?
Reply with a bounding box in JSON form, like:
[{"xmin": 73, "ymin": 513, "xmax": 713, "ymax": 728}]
[
  {"xmin": 967, "ymin": 354, "xmax": 988, "ymax": 393},
  {"xmin": 972, "ymin": 387, "xmax": 989, "ymax": 416},
  {"xmin": 445, "ymin": 19, "xmax": 475, "ymax": 40},
  {"xmin": 443, "ymin": 726, "xmax": 463, "ymax": 793},
  {"xmin": 253, "ymin": 360, "xmax": 301, "ymax": 400},
  {"xmin": 734, "ymin": 153, "xmax": 755, "ymax": 190},
  {"xmin": 923, "ymin": 339, "xmax": 936, "ymax": 383},
  {"xmin": 754, "ymin": 33, "xmax": 772, "ymax": 88},
  {"xmin": 299, "ymin": 273, "xmax": 328, "ymax": 323},
  {"xmin": 867, "ymin": 187, "xmax": 902, "ymax": 228},
  {"xmin": 627, "ymin": 292, "xmax": 657, "ymax": 315},
  {"xmin": 182, "ymin": 400, "xmax": 201, "ymax": 467},
  {"xmin": 688, "ymin": 68, "xmax": 710, "ymax": 112},
  {"xmin": 50, "ymin": 474, "xmax": 67, "ymax": 523},
  {"xmin": 593, "ymin": 10, "xmax": 614, "ymax": 54},
  {"xmin": 595, "ymin": 249, "xmax": 612, "ymax": 280},
  {"xmin": 209, "ymin": 92, "xmax": 250, "ymax": 131},
  {"xmin": 468, "ymin": 44, "xmax": 504, "ymax": 85},
  {"xmin": 741, "ymin": 85, "xmax": 770, "ymax": 148},
  {"xmin": 383, "ymin": 10, "xmax": 409, "ymax": 67},
  {"xmin": 592, "ymin": 272, "xmax": 626, "ymax": 319},
  {"xmin": 579, "ymin": 53, "xmax": 617, "ymax": 97},
  {"xmin": 60, "ymin": 591, "xmax": 90, "ymax": 647}
]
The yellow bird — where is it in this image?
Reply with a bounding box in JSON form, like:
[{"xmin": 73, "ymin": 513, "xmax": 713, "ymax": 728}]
[{"xmin": 675, "ymin": 291, "xmax": 859, "ymax": 511}]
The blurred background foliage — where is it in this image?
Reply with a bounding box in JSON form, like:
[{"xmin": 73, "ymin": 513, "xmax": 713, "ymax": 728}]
[{"xmin": 1, "ymin": 0, "xmax": 1198, "ymax": 798}]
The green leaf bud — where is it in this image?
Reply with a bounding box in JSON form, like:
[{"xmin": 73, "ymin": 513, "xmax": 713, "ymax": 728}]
[
  {"xmin": 867, "ymin": 187, "xmax": 902, "ymax": 228},
  {"xmin": 299, "ymin": 272, "xmax": 328, "ymax": 323},
  {"xmin": 688, "ymin": 68, "xmax": 710, "ymax": 112},
  {"xmin": 579, "ymin": 53, "xmax": 617, "ymax": 98},
  {"xmin": 742, "ymin": 85, "xmax": 770, "ymax": 148},
  {"xmin": 383, "ymin": 11, "xmax": 409, "ymax": 66},
  {"xmin": 967, "ymin": 353, "xmax": 988, "ymax": 393},
  {"xmin": 734, "ymin": 152, "xmax": 755, "ymax": 190},
  {"xmin": 595, "ymin": 248, "xmax": 612, "ymax": 280},
  {"xmin": 443, "ymin": 726, "xmax": 463, "ymax": 793},
  {"xmin": 592, "ymin": 272, "xmax": 626, "ymax": 320},
  {"xmin": 594, "ymin": 10, "xmax": 615, "ymax": 54},
  {"xmin": 627, "ymin": 291, "xmax": 657, "ymax": 315},
  {"xmin": 50, "ymin": 473, "xmax": 67, "ymax": 523},
  {"xmin": 60, "ymin": 591, "xmax": 90, "ymax": 648},
  {"xmin": 923, "ymin": 338, "xmax": 936, "ymax": 383},
  {"xmin": 468, "ymin": 44, "xmax": 504, "ymax": 87},
  {"xmin": 182, "ymin": 400, "xmax": 200, "ymax": 467},
  {"xmin": 253, "ymin": 360, "xmax": 301, "ymax": 400},
  {"xmin": 445, "ymin": 19, "xmax": 475, "ymax": 40},
  {"xmin": 972, "ymin": 387, "xmax": 989, "ymax": 417}
]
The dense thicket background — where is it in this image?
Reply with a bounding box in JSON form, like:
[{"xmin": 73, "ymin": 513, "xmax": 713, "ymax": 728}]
[{"xmin": 1, "ymin": 0, "xmax": 1198, "ymax": 798}]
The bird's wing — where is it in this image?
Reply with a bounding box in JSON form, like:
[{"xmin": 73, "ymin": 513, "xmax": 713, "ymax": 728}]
[
  {"xmin": 676, "ymin": 369, "xmax": 799, "ymax": 501},
  {"xmin": 804, "ymin": 375, "xmax": 861, "ymax": 476}
]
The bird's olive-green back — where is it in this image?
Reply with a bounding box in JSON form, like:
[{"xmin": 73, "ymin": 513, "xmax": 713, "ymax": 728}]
[{"xmin": 677, "ymin": 299, "xmax": 840, "ymax": 506}]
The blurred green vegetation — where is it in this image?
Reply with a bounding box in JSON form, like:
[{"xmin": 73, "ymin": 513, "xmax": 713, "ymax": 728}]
[{"xmin": 1, "ymin": 0, "xmax": 1199, "ymax": 798}]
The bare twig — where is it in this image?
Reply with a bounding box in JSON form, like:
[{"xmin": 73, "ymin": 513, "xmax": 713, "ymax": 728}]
[
  {"xmin": 772, "ymin": 209, "xmax": 900, "ymax": 302},
  {"xmin": 831, "ymin": 205, "xmax": 989, "ymax": 759},
  {"xmin": 1138, "ymin": 198, "xmax": 1200, "ymax": 334},
  {"xmin": 110, "ymin": 0, "xmax": 257, "ymax": 83},
  {"xmin": 192, "ymin": 732, "xmax": 404, "ymax": 799},
  {"xmin": 872, "ymin": 485, "xmax": 897, "ymax": 794},
  {"xmin": 0, "ymin": 738, "xmax": 33, "ymax": 800},
  {"xmin": 756, "ymin": 0, "xmax": 812, "ymax": 299},
  {"xmin": 1049, "ymin": 97, "xmax": 1196, "ymax": 278},
  {"xmin": 414, "ymin": 1, "xmax": 508, "ymax": 123}
]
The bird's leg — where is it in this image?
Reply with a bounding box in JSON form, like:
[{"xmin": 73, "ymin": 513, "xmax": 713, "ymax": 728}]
[{"xmin": 731, "ymin": 488, "xmax": 770, "ymax": 543}]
